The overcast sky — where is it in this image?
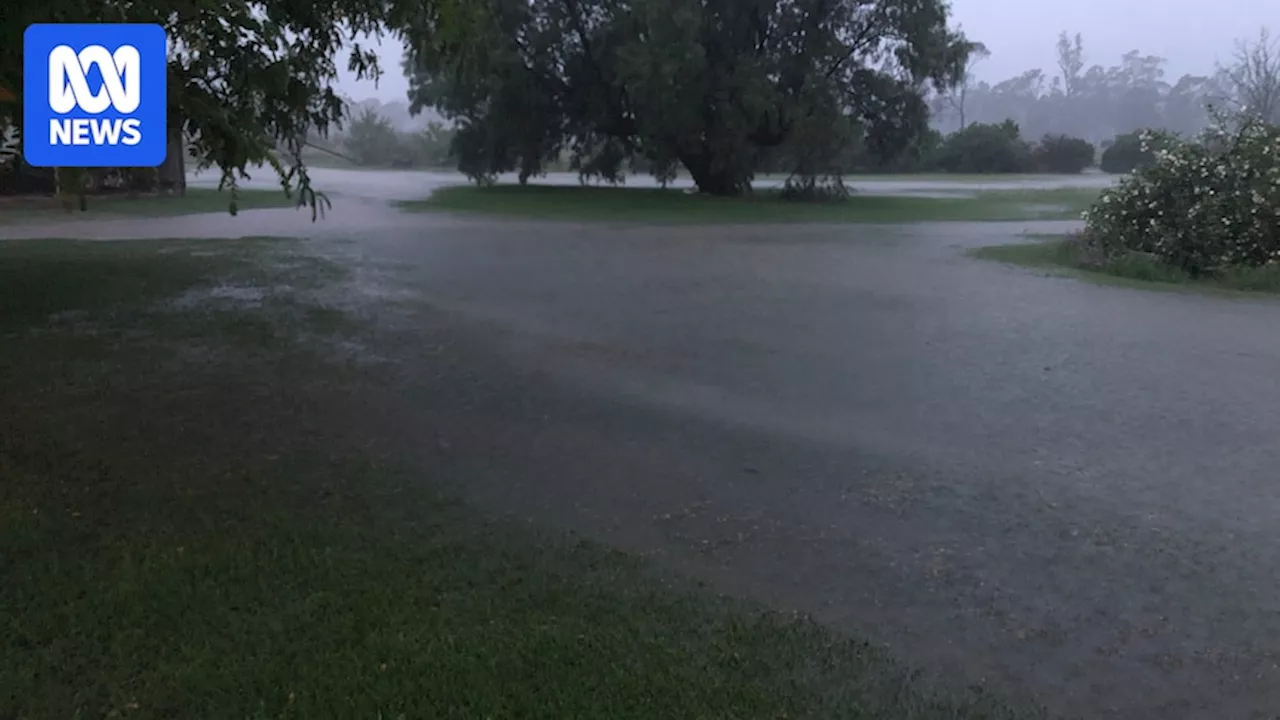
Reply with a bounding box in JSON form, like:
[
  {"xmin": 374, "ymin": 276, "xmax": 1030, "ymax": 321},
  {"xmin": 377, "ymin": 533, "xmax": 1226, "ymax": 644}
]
[{"xmin": 336, "ymin": 0, "xmax": 1277, "ymax": 102}]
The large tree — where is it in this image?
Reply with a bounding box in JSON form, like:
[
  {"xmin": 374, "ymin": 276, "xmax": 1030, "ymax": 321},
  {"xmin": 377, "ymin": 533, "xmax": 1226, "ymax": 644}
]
[
  {"xmin": 1220, "ymin": 27, "xmax": 1280, "ymax": 124},
  {"xmin": 402, "ymin": 0, "xmax": 975, "ymax": 195},
  {"xmin": 928, "ymin": 31, "xmax": 988, "ymax": 132},
  {"xmin": 1, "ymin": 0, "xmax": 480, "ymax": 213}
]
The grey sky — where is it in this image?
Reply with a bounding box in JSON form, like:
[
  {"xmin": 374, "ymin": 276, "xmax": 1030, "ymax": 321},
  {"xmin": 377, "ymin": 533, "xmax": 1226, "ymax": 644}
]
[
  {"xmin": 336, "ymin": 0, "xmax": 1277, "ymax": 102},
  {"xmin": 956, "ymin": 0, "xmax": 1275, "ymax": 82}
]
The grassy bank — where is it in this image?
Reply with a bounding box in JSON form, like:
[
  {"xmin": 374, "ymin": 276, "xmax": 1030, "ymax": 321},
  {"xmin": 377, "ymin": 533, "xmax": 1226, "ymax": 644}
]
[
  {"xmin": 0, "ymin": 187, "xmax": 298, "ymax": 222},
  {"xmin": 400, "ymin": 183, "xmax": 1099, "ymax": 223},
  {"xmin": 971, "ymin": 235, "xmax": 1280, "ymax": 295},
  {"xmin": 0, "ymin": 238, "xmax": 1029, "ymax": 719},
  {"xmin": 772, "ymin": 172, "xmax": 1112, "ymax": 184}
]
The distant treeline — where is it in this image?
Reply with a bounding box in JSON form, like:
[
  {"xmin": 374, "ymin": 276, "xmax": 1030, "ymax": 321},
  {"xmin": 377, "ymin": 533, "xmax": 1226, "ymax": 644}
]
[
  {"xmin": 316, "ymin": 26, "xmax": 1277, "ymax": 178},
  {"xmin": 929, "ymin": 31, "xmax": 1279, "ymax": 144},
  {"xmin": 302, "ymin": 105, "xmax": 455, "ymax": 170},
  {"xmin": 321, "ymin": 109, "xmax": 1157, "ymax": 176}
]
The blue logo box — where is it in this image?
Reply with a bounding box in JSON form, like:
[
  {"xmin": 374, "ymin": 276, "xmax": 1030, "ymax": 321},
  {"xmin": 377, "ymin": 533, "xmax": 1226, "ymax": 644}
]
[{"xmin": 23, "ymin": 23, "xmax": 168, "ymax": 167}]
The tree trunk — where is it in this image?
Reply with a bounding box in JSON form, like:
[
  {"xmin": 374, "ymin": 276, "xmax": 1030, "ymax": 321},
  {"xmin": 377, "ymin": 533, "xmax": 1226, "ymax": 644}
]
[
  {"xmin": 157, "ymin": 128, "xmax": 186, "ymax": 195},
  {"xmin": 55, "ymin": 167, "xmax": 87, "ymax": 211},
  {"xmin": 175, "ymin": 132, "xmax": 186, "ymax": 195},
  {"xmin": 682, "ymin": 154, "xmax": 751, "ymax": 196}
]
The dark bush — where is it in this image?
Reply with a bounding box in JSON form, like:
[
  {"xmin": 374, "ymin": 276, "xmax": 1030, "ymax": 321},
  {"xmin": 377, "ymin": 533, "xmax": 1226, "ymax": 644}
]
[
  {"xmin": 1099, "ymin": 132, "xmax": 1153, "ymax": 173},
  {"xmin": 0, "ymin": 161, "xmax": 57, "ymax": 195},
  {"xmin": 874, "ymin": 127, "xmax": 943, "ymax": 173},
  {"xmin": 935, "ymin": 120, "xmax": 1033, "ymax": 173},
  {"xmin": 1033, "ymin": 134, "xmax": 1095, "ymax": 173}
]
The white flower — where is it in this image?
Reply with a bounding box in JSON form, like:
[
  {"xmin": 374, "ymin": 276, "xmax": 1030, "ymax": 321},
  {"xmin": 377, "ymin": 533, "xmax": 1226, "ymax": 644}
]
[{"xmin": 0, "ymin": 123, "xmax": 19, "ymax": 167}]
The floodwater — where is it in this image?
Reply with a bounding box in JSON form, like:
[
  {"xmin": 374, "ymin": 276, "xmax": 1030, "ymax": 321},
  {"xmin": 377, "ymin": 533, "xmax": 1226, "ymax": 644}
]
[
  {"xmin": 187, "ymin": 166, "xmax": 1118, "ymax": 200},
  {"xmin": 8, "ymin": 168, "xmax": 1279, "ymax": 720}
]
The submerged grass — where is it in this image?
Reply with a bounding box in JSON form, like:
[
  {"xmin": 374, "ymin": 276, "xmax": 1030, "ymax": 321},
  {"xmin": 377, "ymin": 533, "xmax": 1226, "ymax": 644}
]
[
  {"xmin": 400, "ymin": 183, "xmax": 1099, "ymax": 224},
  {"xmin": 0, "ymin": 238, "xmax": 1035, "ymax": 719},
  {"xmin": 971, "ymin": 235, "xmax": 1280, "ymax": 295},
  {"xmin": 0, "ymin": 187, "xmax": 298, "ymax": 222}
]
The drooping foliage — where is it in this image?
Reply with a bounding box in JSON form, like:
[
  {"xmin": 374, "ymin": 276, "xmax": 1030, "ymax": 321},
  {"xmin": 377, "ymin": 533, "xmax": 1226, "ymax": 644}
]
[
  {"xmin": 1, "ymin": 0, "xmax": 482, "ymax": 214},
  {"xmin": 402, "ymin": 0, "xmax": 975, "ymax": 195}
]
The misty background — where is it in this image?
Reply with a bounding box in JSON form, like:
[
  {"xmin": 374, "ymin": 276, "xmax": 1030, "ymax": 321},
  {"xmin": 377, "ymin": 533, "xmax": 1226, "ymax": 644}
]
[{"xmin": 335, "ymin": 0, "xmax": 1276, "ymax": 116}]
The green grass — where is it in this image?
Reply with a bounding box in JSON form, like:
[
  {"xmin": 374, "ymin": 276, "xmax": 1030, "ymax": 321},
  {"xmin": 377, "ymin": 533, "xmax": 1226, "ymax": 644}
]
[
  {"xmin": 971, "ymin": 235, "xmax": 1280, "ymax": 295},
  {"xmin": 0, "ymin": 187, "xmax": 298, "ymax": 222},
  {"xmin": 775, "ymin": 172, "xmax": 1109, "ymax": 183},
  {"xmin": 0, "ymin": 238, "xmax": 1031, "ymax": 719},
  {"xmin": 0, "ymin": 237, "xmax": 342, "ymax": 332},
  {"xmin": 400, "ymin": 183, "xmax": 1099, "ymax": 224}
]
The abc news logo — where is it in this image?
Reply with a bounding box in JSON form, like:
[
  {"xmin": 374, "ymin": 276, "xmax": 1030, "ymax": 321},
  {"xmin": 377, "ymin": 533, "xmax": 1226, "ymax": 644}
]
[
  {"xmin": 23, "ymin": 24, "xmax": 167, "ymax": 167},
  {"xmin": 48, "ymin": 44, "xmax": 144, "ymax": 147}
]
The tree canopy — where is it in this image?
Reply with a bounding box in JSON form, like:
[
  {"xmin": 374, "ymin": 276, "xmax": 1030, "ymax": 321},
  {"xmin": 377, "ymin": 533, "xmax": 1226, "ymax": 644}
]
[
  {"xmin": 0, "ymin": 0, "xmax": 482, "ymax": 213},
  {"xmin": 7, "ymin": 3, "xmax": 1267, "ymax": 203},
  {"xmin": 1222, "ymin": 28, "xmax": 1280, "ymax": 125},
  {"xmin": 402, "ymin": 0, "xmax": 976, "ymax": 195}
]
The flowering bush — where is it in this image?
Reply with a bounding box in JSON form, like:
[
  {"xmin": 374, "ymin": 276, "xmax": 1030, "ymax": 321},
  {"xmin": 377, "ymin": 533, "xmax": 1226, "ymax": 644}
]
[
  {"xmin": 0, "ymin": 121, "xmax": 18, "ymax": 168},
  {"xmin": 1082, "ymin": 113, "xmax": 1280, "ymax": 276}
]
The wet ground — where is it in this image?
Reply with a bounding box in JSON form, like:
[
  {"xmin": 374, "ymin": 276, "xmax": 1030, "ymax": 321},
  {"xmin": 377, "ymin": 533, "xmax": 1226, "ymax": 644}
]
[
  {"xmin": 6, "ymin": 172, "xmax": 1280, "ymax": 720},
  {"xmin": 186, "ymin": 166, "xmax": 1117, "ymax": 198}
]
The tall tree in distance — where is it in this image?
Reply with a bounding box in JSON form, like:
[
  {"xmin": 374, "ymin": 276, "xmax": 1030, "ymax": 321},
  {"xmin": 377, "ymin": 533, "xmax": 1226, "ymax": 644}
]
[
  {"xmin": 1221, "ymin": 27, "xmax": 1280, "ymax": 123},
  {"xmin": 932, "ymin": 30, "xmax": 1239, "ymax": 144},
  {"xmin": 1056, "ymin": 32, "xmax": 1084, "ymax": 98},
  {"xmin": 944, "ymin": 34, "xmax": 989, "ymax": 129},
  {"xmin": 402, "ymin": 0, "xmax": 976, "ymax": 195}
]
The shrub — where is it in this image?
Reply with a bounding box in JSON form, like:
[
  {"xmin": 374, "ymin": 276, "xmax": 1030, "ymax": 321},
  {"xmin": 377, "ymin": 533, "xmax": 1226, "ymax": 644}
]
[
  {"xmin": 1082, "ymin": 113, "xmax": 1280, "ymax": 276},
  {"xmin": 935, "ymin": 120, "xmax": 1033, "ymax": 173},
  {"xmin": 338, "ymin": 110, "xmax": 458, "ymax": 169},
  {"xmin": 881, "ymin": 127, "xmax": 944, "ymax": 173},
  {"xmin": 0, "ymin": 120, "xmax": 18, "ymax": 168},
  {"xmin": 1099, "ymin": 132, "xmax": 1153, "ymax": 173},
  {"xmin": 779, "ymin": 174, "xmax": 850, "ymax": 201},
  {"xmin": 1033, "ymin": 134, "xmax": 1094, "ymax": 173},
  {"xmin": 407, "ymin": 122, "xmax": 455, "ymax": 168},
  {"xmin": 343, "ymin": 109, "xmax": 405, "ymax": 167}
]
